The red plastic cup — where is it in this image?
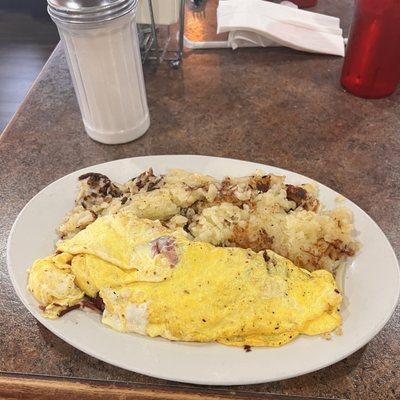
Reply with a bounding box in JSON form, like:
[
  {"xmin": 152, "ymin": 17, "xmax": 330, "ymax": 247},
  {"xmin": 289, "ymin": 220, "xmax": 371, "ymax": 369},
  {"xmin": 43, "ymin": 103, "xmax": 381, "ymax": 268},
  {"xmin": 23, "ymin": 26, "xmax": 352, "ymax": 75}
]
[
  {"xmin": 341, "ymin": 0, "xmax": 400, "ymax": 99},
  {"xmin": 289, "ymin": 0, "xmax": 318, "ymax": 8}
]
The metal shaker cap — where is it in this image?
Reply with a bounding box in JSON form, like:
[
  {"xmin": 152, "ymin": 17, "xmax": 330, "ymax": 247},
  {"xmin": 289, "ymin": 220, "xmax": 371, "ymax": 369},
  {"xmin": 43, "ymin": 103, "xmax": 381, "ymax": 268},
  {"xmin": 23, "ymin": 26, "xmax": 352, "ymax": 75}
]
[{"xmin": 48, "ymin": 0, "xmax": 138, "ymax": 24}]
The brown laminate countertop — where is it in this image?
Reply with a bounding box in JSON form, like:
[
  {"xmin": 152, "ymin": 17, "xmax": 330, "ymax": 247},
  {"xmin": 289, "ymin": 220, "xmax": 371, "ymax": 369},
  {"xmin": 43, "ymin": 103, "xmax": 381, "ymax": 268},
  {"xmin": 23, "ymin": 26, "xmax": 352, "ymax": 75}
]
[{"xmin": 0, "ymin": 1, "xmax": 399, "ymax": 399}]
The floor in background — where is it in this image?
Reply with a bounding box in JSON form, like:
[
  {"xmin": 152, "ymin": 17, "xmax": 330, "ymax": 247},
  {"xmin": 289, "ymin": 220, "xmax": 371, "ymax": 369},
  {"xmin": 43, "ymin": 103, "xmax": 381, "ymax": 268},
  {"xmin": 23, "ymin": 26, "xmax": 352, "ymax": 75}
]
[{"xmin": 0, "ymin": 10, "xmax": 59, "ymax": 133}]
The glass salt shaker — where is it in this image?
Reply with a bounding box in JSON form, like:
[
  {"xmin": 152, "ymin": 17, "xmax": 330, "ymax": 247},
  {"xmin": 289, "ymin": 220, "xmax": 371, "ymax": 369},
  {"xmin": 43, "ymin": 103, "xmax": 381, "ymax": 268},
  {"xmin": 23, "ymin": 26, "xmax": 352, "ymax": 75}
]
[{"xmin": 48, "ymin": 0, "xmax": 150, "ymax": 144}]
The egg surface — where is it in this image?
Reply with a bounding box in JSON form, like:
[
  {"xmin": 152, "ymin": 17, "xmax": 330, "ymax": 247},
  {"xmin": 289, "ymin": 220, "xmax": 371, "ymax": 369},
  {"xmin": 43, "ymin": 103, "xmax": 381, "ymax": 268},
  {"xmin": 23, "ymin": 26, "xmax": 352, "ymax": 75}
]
[
  {"xmin": 58, "ymin": 213, "xmax": 187, "ymax": 282},
  {"xmin": 28, "ymin": 254, "xmax": 84, "ymax": 318},
  {"xmin": 100, "ymin": 246, "xmax": 342, "ymax": 346}
]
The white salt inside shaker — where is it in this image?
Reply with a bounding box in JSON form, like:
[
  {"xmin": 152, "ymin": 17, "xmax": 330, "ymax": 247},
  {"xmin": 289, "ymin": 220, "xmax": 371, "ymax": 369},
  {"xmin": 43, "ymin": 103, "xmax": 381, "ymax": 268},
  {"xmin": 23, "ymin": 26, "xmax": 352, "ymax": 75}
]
[{"xmin": 48, "ymin": 0, "xmax": 150, "ymax": 144}]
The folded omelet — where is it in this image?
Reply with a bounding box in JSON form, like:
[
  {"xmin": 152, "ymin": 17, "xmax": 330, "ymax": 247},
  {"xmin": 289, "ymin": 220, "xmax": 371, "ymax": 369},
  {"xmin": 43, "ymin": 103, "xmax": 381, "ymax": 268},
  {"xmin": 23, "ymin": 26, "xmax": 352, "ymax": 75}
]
[{"xmin": 28, "ymin": 213, "xmax": 342, "ymax": 346}]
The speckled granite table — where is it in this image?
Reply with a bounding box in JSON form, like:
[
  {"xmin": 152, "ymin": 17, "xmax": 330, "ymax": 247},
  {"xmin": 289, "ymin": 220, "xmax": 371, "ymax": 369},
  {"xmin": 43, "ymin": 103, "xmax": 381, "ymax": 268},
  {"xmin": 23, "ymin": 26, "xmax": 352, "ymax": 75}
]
[{"xmin": 0, "ymin": 1, "xmax": 399, "ymax": 399}]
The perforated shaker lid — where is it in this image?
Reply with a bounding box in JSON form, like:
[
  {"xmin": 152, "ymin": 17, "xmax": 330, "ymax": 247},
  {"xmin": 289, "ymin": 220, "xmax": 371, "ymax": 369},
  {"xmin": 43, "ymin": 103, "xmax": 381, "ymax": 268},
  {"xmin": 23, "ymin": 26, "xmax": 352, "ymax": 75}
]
[{"xmin": 48, "ymin": 0, "xmax": 138, "ymax": 24}]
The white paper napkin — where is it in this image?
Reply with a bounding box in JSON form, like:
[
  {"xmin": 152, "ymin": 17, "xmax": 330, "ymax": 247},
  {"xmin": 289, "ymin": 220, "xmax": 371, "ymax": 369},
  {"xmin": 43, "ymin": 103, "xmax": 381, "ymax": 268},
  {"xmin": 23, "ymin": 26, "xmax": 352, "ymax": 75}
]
[{"xmin": 217, "ymin": 0, "xmax": 344, "ymax": 56}]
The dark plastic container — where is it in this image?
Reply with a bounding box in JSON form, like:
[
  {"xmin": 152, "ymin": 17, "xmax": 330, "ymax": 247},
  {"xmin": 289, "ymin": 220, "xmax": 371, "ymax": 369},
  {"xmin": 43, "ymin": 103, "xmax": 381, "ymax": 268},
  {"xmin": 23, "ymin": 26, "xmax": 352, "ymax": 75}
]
[
  {"xmin": 290, "ymin": 0, "xmax": 318, "ymax": 8},
  {"xmin": 341, "ymin": 0, "xmax": 400, "ymax": 99}
]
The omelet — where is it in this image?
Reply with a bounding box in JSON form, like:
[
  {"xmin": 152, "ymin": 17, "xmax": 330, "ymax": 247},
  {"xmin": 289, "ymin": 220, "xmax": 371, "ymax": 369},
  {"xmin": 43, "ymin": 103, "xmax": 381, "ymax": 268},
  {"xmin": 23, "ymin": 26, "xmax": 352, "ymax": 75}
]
[
  {"xmin": 57, "ymin": 214, "xmax": 187, "ymax": 282},
  {"xmin": 100, "ymin": 248, "xmax": 341, "ymax": 346},
  {"xmin": 70, "ymin": 254, "xmax": 138, "ymax": 298},
  {"xmin": 28, "ymin": 253, "xmax": 84, "ymax": 318},
  {"xmin": 28, "ymin": 213, "xmax": 342, "ymax": 347}
]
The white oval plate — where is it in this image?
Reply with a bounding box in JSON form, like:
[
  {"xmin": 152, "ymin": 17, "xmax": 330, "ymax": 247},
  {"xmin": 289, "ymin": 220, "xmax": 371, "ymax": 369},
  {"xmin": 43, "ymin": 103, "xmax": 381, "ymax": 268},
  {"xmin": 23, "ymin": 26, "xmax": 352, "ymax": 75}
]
[{"xmin": 7, "ymin": 155, "xmax": 400, "ymax": 385}]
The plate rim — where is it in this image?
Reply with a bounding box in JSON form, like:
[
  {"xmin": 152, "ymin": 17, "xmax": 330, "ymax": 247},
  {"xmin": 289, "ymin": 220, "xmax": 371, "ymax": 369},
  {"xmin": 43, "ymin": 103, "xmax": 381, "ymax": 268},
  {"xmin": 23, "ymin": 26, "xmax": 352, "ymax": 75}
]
[{"xmin": 6, "ymin": 154, "xmax": 400, "ymax": 385}]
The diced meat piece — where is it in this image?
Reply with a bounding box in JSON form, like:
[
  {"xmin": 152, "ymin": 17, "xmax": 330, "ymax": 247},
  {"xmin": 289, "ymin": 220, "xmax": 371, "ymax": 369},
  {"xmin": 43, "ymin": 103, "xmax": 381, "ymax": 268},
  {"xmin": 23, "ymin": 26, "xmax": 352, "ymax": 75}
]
[
  {"xmin": 78, "ymin": 172, "xmax": 122, "ymax": 198},
  {"xmin": 57, "ymin": 294, "xmax": 105, "ymax": 317},
  {"xmin": 255, "ymin": 175, "xmax": 271, "ymax": 193},
  {"xmin": 286, "ymin": 185, "xmax": 308, "ymax": 207},
  {"xmin": 151, "ymin": 236, "xmax": 179, "ymax": 266},
  {"xmin": 58, "ymin": 304, "xmax": 81, "ymax": 317},
  {"xmin": 82, "ymin": 293, "xmax": 105, "ymax": 312}
]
